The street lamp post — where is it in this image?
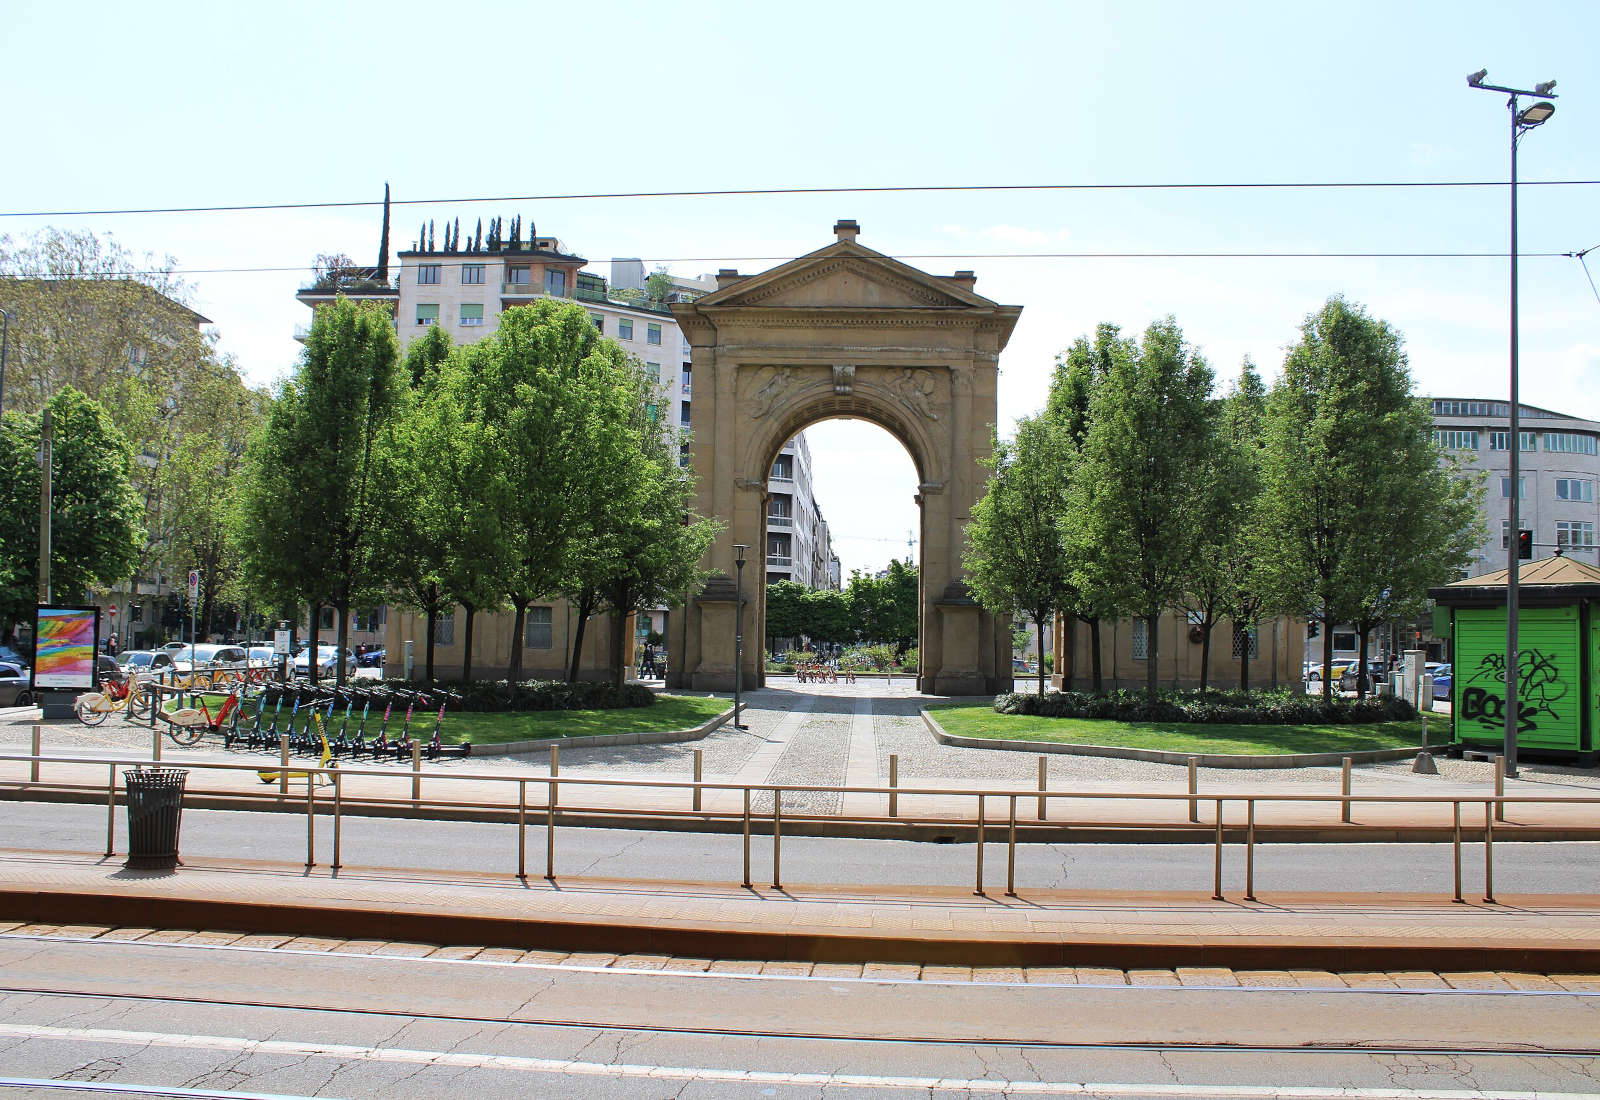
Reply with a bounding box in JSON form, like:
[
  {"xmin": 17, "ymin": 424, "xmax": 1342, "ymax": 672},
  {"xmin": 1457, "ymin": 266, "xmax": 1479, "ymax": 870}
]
[
  {"xmin": 1468, "ymin": 69, "xmax": 1556, "ymax": 779},
  {"xmin": 0, "ymin": 306, "xmax": 12, "ymax": 422},
  {"xmin": 732, "ymin": 544, "xmax": 748, "ymax": 730}
]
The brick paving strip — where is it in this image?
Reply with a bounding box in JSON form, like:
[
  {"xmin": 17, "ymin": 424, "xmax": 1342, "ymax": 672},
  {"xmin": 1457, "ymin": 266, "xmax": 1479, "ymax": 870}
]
[{"xmin": 1, "ymin": 849, "xmax": 1597, "ymax": 973}]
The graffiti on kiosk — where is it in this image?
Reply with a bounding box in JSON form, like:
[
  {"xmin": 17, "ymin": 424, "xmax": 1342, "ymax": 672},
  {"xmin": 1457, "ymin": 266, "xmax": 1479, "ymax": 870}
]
[{"xmin": 1460, "ymin": 649, "xmax": 1569, "ymax": 734}]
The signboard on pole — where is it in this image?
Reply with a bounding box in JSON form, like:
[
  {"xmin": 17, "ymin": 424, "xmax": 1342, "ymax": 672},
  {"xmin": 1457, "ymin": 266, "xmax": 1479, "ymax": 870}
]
[
  {"xmin": 273, "ymin": 627, "xmax": 291, "ymax": 655},
  {"xmin": 30, "ymin": 605, "xmax": 100, "ymax": 690},
  {"xmin": 187, "ymin": 570, "xmax": 200, "ymax": 603}
]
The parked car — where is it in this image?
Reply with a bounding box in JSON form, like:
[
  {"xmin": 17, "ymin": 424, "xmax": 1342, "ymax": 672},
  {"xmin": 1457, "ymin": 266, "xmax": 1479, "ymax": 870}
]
[
  {"xmin": 116, "ymin": 650, "xmax": 177, "ymax": 676},
  {"xmin": 357, "ymin": 648, "xmax": 386, "ymax": 668},
  {"xmin": 1339, "ymin": 659, "xmax": 1390, "ymax": 693},
  {"xmin": 97, "ymin": 654, "xmax": 126, "ymax": 686},
  {"xmin": 1305, "ymin": 661, "xmax": 1353, "ymax": 684},
  {"xmin": 293, "ymin": 645, "xmax": 357, "ymax": 677},
  {"xmin": 0, "ymin": 662, "xmax": 34, "ymax": 707},
  {"xmin": 161, "ymin": 641, "xmax": 188, "ymax": 654},
  {"xmin": 169, "ymin": 644, "xmax": 248, "ymax": 671},
  {"xmin": 1430, "ymin": 664, "xmax": 1452, "ymax": 700},
  {"xmin": 0, "ymin": 644, "xmax": 29, "ymax": 670}
]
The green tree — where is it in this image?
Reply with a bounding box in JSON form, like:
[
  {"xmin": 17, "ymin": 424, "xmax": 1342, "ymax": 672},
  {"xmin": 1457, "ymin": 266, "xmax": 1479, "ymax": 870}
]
[
  {"xmin": 235, "ymin": 297, "xmax": 404, "ymax": 683},
  {"xmin": 1213, "ymin": 361, "xmax": 1275, "ymax": 692},
  {"xmin": 0, "ymin": 388, "xmax": 144, "ymax": 631},
  {"xmin": 1262, "ymin": 297, "xmax": 1482, "ymax": 698},
  {"xmin": 1075, "ymin": 318, "xmax": 1216, "ymax": 700},
  {"xmin": 964, "ymin": 415, "xmax": 1075, "ymax": 694},
  {"xmin": 803, "ymin": 588, "xmax": 854, "ymax": 648},
  {"xmin": 765, "ymin": 580, "xmax": 809, "ymax": 651}
]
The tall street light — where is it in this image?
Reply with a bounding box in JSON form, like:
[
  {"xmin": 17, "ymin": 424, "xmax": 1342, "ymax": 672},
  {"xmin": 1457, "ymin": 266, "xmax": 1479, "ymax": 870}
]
[
  {"xmin": 0, "ymin": 305, "xmax": 12, "ymax": 422},
  {"xmin": 732, "ymin": 544, "xmax": 748, "ymax": 730},
  {"xmin": 1468, "ymin": 68, "xmax": 1557, "ymax": 778}
]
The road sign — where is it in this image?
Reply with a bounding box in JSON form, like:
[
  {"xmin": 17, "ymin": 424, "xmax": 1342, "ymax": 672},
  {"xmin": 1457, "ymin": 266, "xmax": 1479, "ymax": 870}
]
[
  {"xmin": 273, "ymin": 627, "xmax": 291, "ymax": 655},
  {"xmin": 187, "ymin": 570, "xmax": 199, "ymax": 602},
  {"xmin": 108, "ymin": 604, "xmax": 117, "ymax": 615}
]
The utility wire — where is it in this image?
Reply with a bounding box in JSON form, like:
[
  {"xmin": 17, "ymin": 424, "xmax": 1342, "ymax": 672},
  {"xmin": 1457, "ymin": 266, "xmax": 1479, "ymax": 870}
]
[
  {"xmin": 1568, "ymin": 243, "xmax": 1600, "ymax": 307},
  {"xmin": 3, "ymin": 178, "xmax": 1598, "ymax": 219}
]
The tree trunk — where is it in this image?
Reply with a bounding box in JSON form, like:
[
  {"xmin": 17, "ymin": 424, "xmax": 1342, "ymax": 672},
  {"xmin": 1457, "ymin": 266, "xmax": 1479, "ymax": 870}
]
[
  {"xmin": 1239, "ymin": 620, "xmax": 1251, "ymax": 694},
  {"xmin": 424, "ymin": 589, "xmax": 437, "ymax": 683},
  {"xmin": 1060, "ymin": 613, "xmax": 1075, "ymax": 691},
  {"xmin": 567, "ymin": 588, "xmax": 596, "ymax": 683},
  {"xmin": 1088, "ymin": 617, "xmax": 1103, "ymax": 692},
  {"xmin": 1321, "ymin": 616, "xmax": 1334, "ymax": 702},
  {"xmin": 611, "ymin": 606, "xmax": 629, "ymax": 690},
  {"xmin": 1199, "ymin": 622, "xmax": 1212, "ymax": 693},
  {"xmin": 462, "ymin": 603, "xmax": 476, "ymax": 682},
  {"xmin": 1356, "ymin": 625, "xmax": 1372, "ymax": 700},
  {"xmin": 508, "ymin": 597, "xmax": 528, "ymax": 682},
  {"xmin": 308, "ymin": 604, "xmax": 322, "ymax": 684},
  {"xmin": 1036, "ymin": 615, "xmax": 1047, "ymax": 696},
  {"xmin": 1146, "ymin": 612, "xmax": 1160, "ymax": 702},
  {"xmin": 334, "ymin": 602, "xmax": 349, "ymax": 686}
]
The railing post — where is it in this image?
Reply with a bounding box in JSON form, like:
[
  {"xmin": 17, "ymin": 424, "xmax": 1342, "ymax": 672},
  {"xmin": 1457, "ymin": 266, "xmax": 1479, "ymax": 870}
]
[
  {"xmin": 517, "ymin": 780, "xmax": 527, "ymax": 880},
  {"xmin": 693, "ymin": 749, "xmax": 703, "ymax": 812},
  {"xmin": 742, "ymin": 787, "xmax": 752, "ymax": 889},
  {"xmin": 888, "ymin": 754, "xmax": 898, "ymax": 818},
  {"xmin": 305, "ymin": 771, "xmax": 316, "ymax": 868},
  {"xmin": 1341, "ymin": 757, "xmax": 1352, "ymax": 823},
  {"xmin": 772, "ymin": 787, "xmax": 782, "ymax": 890},
  {"xmin": 1006, "ymin": 794, "xmax": 1018, "ymax": 897},
  {"xmin": 1452, "ymin": 801, "xmax": 1463, "ymax": 903},
  {"xmin": 1245, "ymin": 799, "xmax": 1256, "ymax": 902},
  {"xmin": 30, "ymin": 725, "xmax": 40, "ymax": 784},
  {"xmin": 332, "ymin": 770, "xmax": 342, "ymax": 871},
  {"xmin": 1494, "ymin": 756, "xmax": 1506, "ymax": 823},
  {"xmin": 1187, "ymin": 757, "xmax": 1198, "ymax": 823},
  {"xmin": 1212, "ymin": 798, "xmax": 1226, "ymax": 900},
  {"xmin": 105, "ymin": 764, "xmax": 115, "ymax": 857},
  {"xmin": 1483, "ymin": 800, "xmax": 1495, "ymax": 904},
  {"xmin": 411, "ymin": 740, "xmax": 422, "ymax": 803},
  {"xmin": 974, "ymin": 794, "xmax": 986, "ymax": 896},
  {"xmin": 546, "ymin": 776, "xmax": 556, "ymax": 882},
  {"xmin": 1037, "ymin": 756, "xmax": 1048, "ymax": 821},
  {"xmin": 279, "ymin": 736, "xmax": 290, "ymax": 795}
]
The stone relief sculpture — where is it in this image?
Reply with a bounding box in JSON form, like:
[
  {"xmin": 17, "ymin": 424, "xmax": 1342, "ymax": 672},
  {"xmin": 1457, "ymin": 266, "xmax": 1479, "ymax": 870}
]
[
  {"xmin": 748, "ymin": 366, "xmax": 794, "ymax": 418},
  {"xmin": 832, "ymin": 363, "xmax": 855, "ymax": 395},
  {"xmin": 888, "ymin": 367, "xmax": 941, "ymax": 421}
]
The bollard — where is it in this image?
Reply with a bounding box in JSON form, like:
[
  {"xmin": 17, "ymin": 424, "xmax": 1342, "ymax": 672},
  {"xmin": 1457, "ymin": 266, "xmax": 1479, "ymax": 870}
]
[
  {"xmin": 279, "ymin": 736, "xmax": 290, "ymax": 795},
  {"xmin": 30, "ymin": 725, "xmax": 41, "ymax": 784},
  {"xmin": 742, "ymin": 787, "xmax": 752, "ymax": 889},
  {"xmin": 105, "ymin": 764, "xmax": 116, "ymax": 857},
  {"xmin": 693, "ymin": 749, "xmax": 703, "ymax": 812},
  {"xmin": 411, "ymin": 740, "xmax": 422, "ymax": 802},
  {"xmin": 152, "ymin": 723, "xmax": 162, "ymax": 764},
  {"xmin": 332, "ymin": 771, "xmax": 343, "ymax": 870},
  {"xmin": 772, "ymin": 787, "xmax": 782, "ymax": 890},
  {"xmin": 1494, "ymin": 756, "xmax": 1506, "ymax": 823},
  {"xmin": 1037, "ymin": 756, "xmax": 1048, "ymax": 821},
  {"xmin": 1484, "ymin": 801, "xmax": 1496, "ymax": 904},
  {"xmin": 888, "ymin": 753, "xmax": 898, "ymax": 818},
  {"xmin": 1341, "ymin": 757, "xmax": 1352, "ymax": 823},
  {"xmin": 1187, "ymin": 757, "xmax": 1198, "ymax": 823}
]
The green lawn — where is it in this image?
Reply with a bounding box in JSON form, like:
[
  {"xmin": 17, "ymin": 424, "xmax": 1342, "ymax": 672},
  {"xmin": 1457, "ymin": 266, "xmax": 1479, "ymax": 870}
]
[{"xmin": 927, "ymin": 703, "xmax": 1427, "ymax": 755}]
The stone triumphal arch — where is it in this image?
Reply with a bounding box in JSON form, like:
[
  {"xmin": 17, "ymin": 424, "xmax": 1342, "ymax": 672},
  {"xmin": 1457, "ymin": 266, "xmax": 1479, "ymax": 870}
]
[{"xmin": 666, "ymin": 221, "xmax": 1022, "ymax": 696}]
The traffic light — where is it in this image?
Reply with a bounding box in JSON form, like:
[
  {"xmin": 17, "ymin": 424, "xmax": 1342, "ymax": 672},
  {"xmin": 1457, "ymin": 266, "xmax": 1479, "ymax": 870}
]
[
  {"xmin": 1518, "ymin": 529, "xmax": 1533, "ymax": 560},
  {"xmin": 1307, "ymin": 622, "xmax": 1320, "ymax": 638}
]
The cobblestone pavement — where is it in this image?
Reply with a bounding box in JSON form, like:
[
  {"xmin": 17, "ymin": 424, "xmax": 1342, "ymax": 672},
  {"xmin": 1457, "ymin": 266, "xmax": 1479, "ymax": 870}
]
[{"xmin": 3, "ymin": 677, "xmax": 1596, "ymax": 798}]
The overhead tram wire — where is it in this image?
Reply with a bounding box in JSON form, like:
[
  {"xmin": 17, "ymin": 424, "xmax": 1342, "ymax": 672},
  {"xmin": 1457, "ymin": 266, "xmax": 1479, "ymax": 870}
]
[
  {"xmin": 3, "ymin": 177, "xmax": 1599, "ymax": 219},
  {"xmin": 1568, "ymin": 242, "xmax": 1600, "ymax": 307},
  {"xmin": 0, "ymin": 249, "xmax": 1576, "ymax": 282}
]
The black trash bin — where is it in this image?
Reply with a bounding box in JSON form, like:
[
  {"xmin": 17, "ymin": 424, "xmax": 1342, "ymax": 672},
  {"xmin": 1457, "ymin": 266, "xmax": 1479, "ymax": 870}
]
[{"xmin": 124, "ymin": 767, "xmax": 188, "ymax": 871}]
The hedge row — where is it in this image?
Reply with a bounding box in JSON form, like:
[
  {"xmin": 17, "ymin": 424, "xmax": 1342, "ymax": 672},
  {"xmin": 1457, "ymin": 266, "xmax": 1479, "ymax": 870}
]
[
  {"xmin": 993, "ymin": 688, "xmax": 1418, "ymax": 726},
  {"xmin": 378, "ymin": 678, "xmax": 655, "ymax": 713}
]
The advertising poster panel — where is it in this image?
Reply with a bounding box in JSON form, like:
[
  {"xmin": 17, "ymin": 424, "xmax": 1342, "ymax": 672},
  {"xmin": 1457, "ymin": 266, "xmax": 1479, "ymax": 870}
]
[{"xmin": 31, "ymin": 605, "xmax": 101, "ymax": 690}]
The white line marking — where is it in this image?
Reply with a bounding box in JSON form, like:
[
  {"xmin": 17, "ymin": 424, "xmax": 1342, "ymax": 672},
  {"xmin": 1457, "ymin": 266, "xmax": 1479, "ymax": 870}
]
[{"xmin": 0, "ymin": 1022, "xmax": 1586, "ymax": 1097}]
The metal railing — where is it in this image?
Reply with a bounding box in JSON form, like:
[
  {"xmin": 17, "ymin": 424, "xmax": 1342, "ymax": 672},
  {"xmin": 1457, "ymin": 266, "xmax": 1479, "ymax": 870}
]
[{"xmin": 6, "ymin": 745, "xmax": 1596, "ymax": 906}]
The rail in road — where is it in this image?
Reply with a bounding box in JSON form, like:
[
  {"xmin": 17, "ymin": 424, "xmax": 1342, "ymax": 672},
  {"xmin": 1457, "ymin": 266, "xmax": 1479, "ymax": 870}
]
[{"xmin": 6, "ymin": 748, "xmax": 1599, "ymax": 905}]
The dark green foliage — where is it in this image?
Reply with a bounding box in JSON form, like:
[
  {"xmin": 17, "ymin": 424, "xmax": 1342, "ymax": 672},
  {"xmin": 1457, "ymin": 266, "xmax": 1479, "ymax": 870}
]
[
  {"xmin": 376, "ymin": 677, "xmax": 654, "ymax": 713},
  {"xmin": 994, "ymin": 688, "xmax": 1417, "ymax": 726}
]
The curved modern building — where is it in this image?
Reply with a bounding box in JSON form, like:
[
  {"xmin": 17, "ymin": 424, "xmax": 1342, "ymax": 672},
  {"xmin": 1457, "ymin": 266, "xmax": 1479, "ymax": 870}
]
[{"xmin": 1430, "ymin": 398, "xmax": 1600, "ymax": 575}]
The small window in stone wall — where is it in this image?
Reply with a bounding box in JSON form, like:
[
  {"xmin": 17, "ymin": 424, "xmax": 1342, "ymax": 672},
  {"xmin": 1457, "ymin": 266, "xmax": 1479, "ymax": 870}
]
[
  {"xmin": 527, "ymin": 607, "xmax": 553, "ymax": 649},
  {"xmin": 1231, "ymin": 624, "xmax": 1259, "ymax": 660},
  {"xmin": 433, "ymin": 615, "xmax": 455, "ymax": 646},
  {"xmin": 1131, "ymin": 619, "xmax": 1148, "ymax": 661}
]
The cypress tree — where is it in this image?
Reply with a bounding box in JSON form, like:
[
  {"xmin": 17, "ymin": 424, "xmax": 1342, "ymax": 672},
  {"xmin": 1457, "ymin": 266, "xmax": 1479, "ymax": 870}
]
[
  {"xmin": 427, "ymin": 220, "xmax": 434, "ymax": 252},
  {"xmin": 376, "ymin": 183, "xmax": 391, "ymax": 279},
  {"xmin": 474, "ymin": 219, "xmax": 483, "ymax": 252}
]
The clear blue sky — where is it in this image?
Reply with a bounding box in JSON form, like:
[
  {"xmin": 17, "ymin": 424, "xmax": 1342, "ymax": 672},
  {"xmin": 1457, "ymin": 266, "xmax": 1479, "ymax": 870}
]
[{"xmin": 4, "ymin": 1, "xmax": 1596, "ymax": 574}]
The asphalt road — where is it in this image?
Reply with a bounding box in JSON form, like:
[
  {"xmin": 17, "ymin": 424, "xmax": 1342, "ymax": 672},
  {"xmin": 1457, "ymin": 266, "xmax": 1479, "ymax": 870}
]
[
  {"xmin": 6, "ymin": 799, "xmax": 1599, "ymax": 897},
  {"xmin": 2, "ymin": 933, "xmax": 1598, "ymax": 1098}
]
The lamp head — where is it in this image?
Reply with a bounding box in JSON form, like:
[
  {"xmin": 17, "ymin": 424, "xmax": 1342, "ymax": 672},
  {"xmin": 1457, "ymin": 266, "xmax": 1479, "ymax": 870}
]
[
  {"xmin": 1467, "ymin": 68, "xmax": 1488, "ymax": 87},
  {"xmin": 733, "ymin": 543, "xmax": 748, "ymax": 563},
  {"xmin": 1517, "ymin": 100, "xmax": 1555, "ymax": 128},
  {"xmin": 1534, "ymin": 79, "xmax": 1557, "ymax": 96}
]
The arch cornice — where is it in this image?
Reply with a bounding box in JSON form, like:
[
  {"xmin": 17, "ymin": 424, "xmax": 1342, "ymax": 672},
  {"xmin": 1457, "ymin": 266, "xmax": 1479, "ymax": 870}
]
[{"xmin": 736, "ymin": 375, "xmax": 942, "ymax": 488}]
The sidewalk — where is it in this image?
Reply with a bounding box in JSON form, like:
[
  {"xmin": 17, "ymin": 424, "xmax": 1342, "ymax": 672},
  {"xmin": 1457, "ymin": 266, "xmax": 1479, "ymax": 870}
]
[{"xmin": 3, "ymin": 848, "xmax": 1597, "ymax": 973}]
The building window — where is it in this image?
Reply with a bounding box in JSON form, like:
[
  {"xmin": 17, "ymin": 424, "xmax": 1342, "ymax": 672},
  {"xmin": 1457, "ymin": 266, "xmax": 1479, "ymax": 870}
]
[
  {"xmin": 433, "ymin": 615, "xmax": 455, "ymax": 646},
  {"xmin": 1332, "ymin": 631, "xmax": 1357, "ymax": 653},
  {"xmin": 462, "ymin": 264, "xmax": 485, "ymax": 285},
  {"xmin": 417, "ymin": 264, "xmax": 441, "ymax": 285},
  {"xmin": 618, "ymin": 318, "xmax": 634, "ymax": 340},
  {"xmin": 1556, "ymin": 478, "xmax": 1595, "ymax": 502},
  {"xmin": 681, "ymin": 368, "xmax": 692, "ymax": 395},
  {"xmin": 130, "ymin": 603, "xmax": 144, "ymax": 624},
  {"xmin": 590, "ymin": 313, "xmax": 603, "ymax": 333},
  {"xmin": 1232, "ymin": 624, "xmax": 1259, "ymax": 660},
  {"xmin": 353, "ymin": 607, "xmax": 386, "ymax": 631},
  {"xmin": 646, "ymin": 323, "xmax": 662, "ymax": 345},
  {"xmin": 1131, "ymin": 618, "xmax": 1148, "ymax": 661},
  {"xmin": 1545, "ymin": 432, "xmax": 1599, "ymax": 455},
  {"xmin": 771, "ymin": 455, "xmax": 794, "ymax": 480},
  {"xmin": 1557, "ymin": 521, "xmax": 1595, "ymax": 550},
  {"xmin": 526, "ymin": 607, "xmax": 553, "ymax": 649},
  {"xmin": 680, "ymin": 401, "xmax": 691, "ymax": 425},
  {"xmin": 1500, "ymin": 476, "xmax": 1527, "ymax": 498},
  {"xmin": 1432, "ymin": 429, "xmax": 1478, "ymax": 450},
  {"xmin": 319, "ymin": 607, "xmax": 336, "ymax": 630},
  {"xmin": 545, "ymin": 269, "xmax": 567, "ymax": 296},
  {"xmin": 1432, "ymin": 400, "xmax": 1502, "ymax": 417},
  {"xmin": 646, "ymin": 361, "xmax": 660, "ymax": 381},
  {"xmin": 1488, "ymin": 431, "xmax": 1537, "ymax": 451},
  {"xmin": 416, "ymin": 304, "xmax": 439, "ymax": 327},
  {"xmin": 508, "ymin": 266, "xmax": 530, "ymax": 285},
  {"xmin": 459, "ymin": 303, "xmax": 484, "ymax": 326},
  {"xmin": 1502, "ymin": 520, "xmax": 1512, "ymax": 549}
]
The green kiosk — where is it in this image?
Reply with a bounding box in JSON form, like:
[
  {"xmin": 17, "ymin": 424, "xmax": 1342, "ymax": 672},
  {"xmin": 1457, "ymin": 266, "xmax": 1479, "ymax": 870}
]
[{"xmin": 1429, "ymin": 555, "xmax": 1600, "ymax": 764}]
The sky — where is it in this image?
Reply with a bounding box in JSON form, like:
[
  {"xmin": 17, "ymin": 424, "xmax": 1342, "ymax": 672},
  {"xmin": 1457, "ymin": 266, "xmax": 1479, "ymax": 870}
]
[{"xmin": 3, "ymin": 0, "xmax": 1596, "ymax": 576}]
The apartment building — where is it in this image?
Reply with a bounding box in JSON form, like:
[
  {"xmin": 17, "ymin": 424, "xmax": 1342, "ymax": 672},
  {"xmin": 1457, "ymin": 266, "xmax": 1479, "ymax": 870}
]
[{"xmin": 765, "ymin": 433, "xmax": 840, "ymax": 590}]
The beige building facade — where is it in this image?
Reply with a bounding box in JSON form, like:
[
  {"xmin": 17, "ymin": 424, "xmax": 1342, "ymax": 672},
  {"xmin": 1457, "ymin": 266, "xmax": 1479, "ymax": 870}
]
[{"xmin": 1052, "ymin": 611, "xmax": 1307, "ymax": 692}]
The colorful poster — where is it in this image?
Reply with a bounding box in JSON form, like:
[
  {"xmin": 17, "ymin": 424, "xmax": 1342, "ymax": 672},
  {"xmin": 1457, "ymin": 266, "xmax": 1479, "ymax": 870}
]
[{"xmin": 32, "ymin": 605, "xmax": 100, "ymax": 690}]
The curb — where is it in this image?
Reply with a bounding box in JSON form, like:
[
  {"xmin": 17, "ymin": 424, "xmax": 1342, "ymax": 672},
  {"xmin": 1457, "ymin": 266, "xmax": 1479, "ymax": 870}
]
[
  {"xmin": 922, "ymin": 708, "xmax": 1424, "ymax": 769},
  {"xmin": 467, "ymin": 705, "xmax": 735, "ymax": 756},
  {"xmin": 4, "ymin": 885, "xmax": 1598, "ymax": 972}
]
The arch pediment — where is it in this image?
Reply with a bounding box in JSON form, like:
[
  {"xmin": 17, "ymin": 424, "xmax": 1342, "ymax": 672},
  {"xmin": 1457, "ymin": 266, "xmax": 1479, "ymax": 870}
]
[{"xmin": 693, "ymin": 240, "xmax": 997, "ymax": 313}]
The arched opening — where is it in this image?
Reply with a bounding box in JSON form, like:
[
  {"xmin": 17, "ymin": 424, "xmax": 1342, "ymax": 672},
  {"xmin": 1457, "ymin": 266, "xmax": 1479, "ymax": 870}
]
[{"xmin": 754, "ymin": 417, "xmax": 922, "ymax": 686}]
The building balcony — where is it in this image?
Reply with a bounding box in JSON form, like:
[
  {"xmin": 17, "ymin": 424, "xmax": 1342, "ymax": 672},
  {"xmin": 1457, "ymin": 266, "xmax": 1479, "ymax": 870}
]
[
  {"xmin": 293, "ymin": 323, "xmax": 312, "ymax": 342},
  {"xmin": 766, "ymin": 555, "xmax": 793, "ymax": 567},
  {"xmin": 767, "ymin": 515, "xmax": 792, "ymax": 528},
  {"xmin": 681, "ymin": 377, "xmax": 692, "ymax": 396}
]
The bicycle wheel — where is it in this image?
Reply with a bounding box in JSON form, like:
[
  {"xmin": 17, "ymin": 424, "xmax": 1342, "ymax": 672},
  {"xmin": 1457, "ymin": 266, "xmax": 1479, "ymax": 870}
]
[
  {"xmin": 75, "ymin": 700, "xmax": 107, "ymax": 726},
  {"xmin": 128, "ymin": 693, "xmax": 153, "ymax": 719},
  {"xmin": 166, "ymin": 721, "xmax": 206, "ymax": 746}
]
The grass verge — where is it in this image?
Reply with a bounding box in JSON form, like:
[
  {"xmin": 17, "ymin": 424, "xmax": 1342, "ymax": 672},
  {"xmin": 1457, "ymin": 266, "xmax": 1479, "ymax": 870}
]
[{"xmin": 926, "ymin": 703, "xmax": 1426, "ymax": 755}]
